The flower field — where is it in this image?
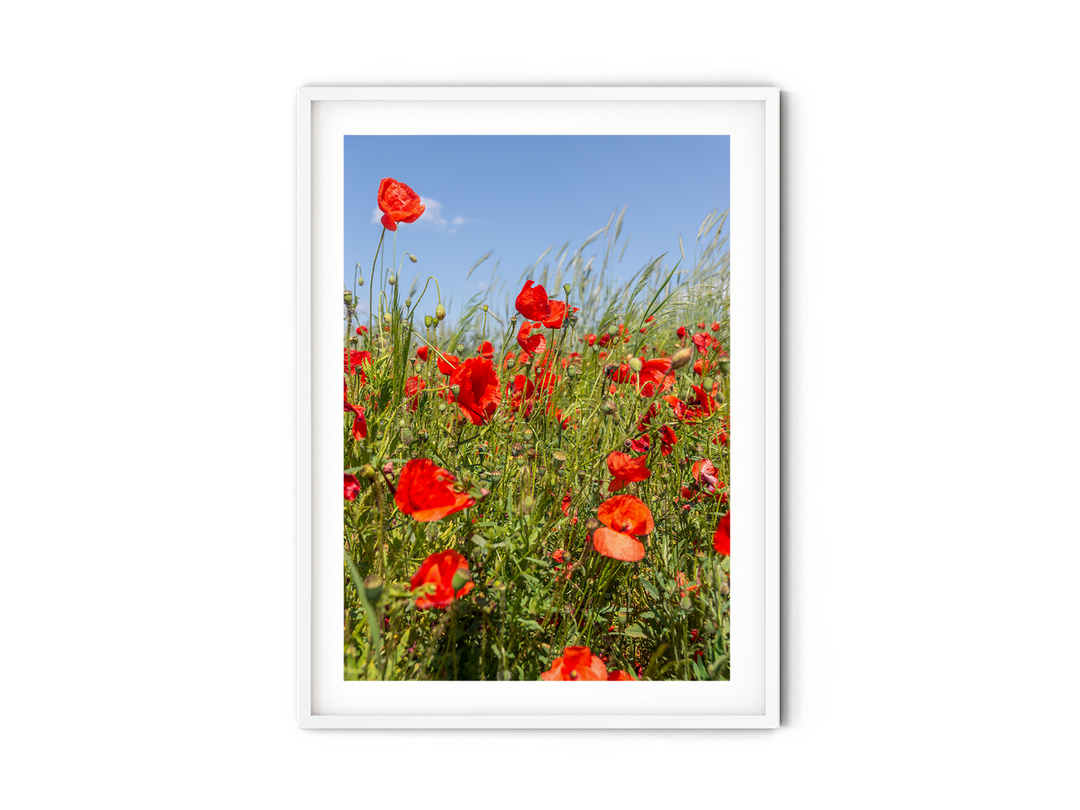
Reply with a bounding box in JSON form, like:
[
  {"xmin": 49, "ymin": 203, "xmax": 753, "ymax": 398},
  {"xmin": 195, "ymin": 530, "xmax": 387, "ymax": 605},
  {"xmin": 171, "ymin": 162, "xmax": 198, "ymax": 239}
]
[{"xmin": 344, "ymin": 178, "xmax": 731, "ymax": 681}]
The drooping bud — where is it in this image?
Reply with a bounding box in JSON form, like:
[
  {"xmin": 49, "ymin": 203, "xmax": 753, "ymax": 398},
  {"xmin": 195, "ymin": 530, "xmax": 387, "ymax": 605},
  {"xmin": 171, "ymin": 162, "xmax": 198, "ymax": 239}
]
[
  {"xmin": 387, "ymin": 274, "xmax": 397, "ymax": 286},
  {"xmin": 408, "ymin": 253, "xmax": 418, "ymax": 263},
  {"xmin": 358, "ymin": 277, "xmax": 365, "ymax": 287},
  {"xmin": 670, "ymin": 347, "xmax": 693, "ymax": 370},
  {"xmin": 435, "ymin": 304, "xmax": 446, "ymax": 321}
]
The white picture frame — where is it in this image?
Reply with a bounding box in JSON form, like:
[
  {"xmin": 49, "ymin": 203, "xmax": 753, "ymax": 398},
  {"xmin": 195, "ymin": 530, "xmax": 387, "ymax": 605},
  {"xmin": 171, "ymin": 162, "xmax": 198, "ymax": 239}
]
[{"xmin": 274, "ymin": 60, "xmax": 829, "ymax": 760}]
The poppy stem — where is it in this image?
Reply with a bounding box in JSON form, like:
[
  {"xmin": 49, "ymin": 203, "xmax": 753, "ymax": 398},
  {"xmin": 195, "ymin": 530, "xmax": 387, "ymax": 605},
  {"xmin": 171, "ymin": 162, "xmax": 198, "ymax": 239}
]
[{"xmin": 369, "ymin": 229, "xmax": 386, "ymax": 338}]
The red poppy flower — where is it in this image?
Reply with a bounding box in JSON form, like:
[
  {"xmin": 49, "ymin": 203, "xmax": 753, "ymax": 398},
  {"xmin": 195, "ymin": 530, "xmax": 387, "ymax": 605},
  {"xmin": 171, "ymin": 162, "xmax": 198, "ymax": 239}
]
[
  {"xmin": 344, "ymin": 349, "xmax": 371, "ymax": 379},
  {"xmin": 436, "ymin": 353, "xmax": 460, "ymax": 376},
  {"xmin": 597, "ymin": 494, "xmax": 654, "ymax": 535},
  {"xmin": 450, "ymin": 357, "xmax": 500, "ymax": 425},
  {"xmin": 410, "ymin": 549, "xmax": 474, "ymax": 609},
  {"xmin": 636, "ymin": 358, "xmax": 674, "ymax": 396},
  {"xmin": 416, "ymin": 346, "xmax": 429, "ymax": 362},
  {"xmin": 692, "ymin": 332, "xmax": 713, "ymax": 353},
  {"xmin": 677, "ymin": 326, "xmax": 687, "ymax": 339},
  {"xmin": 607, "ymin": 670, "xmax": 635, "ymax": 681},
  {"xmin": 592, "ymin": 527, "xmax": 645, "ymax": 561},
  {"xmin": 377, "ymin": 177, "xmax": 425, "ymax": 231},
  {"xmin": 540, "ymin": 645, "xmax": 608, "ymax": 681},
  {"xmin": 659, "ymin": 424, "xmax": 677, "ymax": 456},
  {"xmin": 394, "ymin": 458, "xmax": 475, "ymax": 522},
  {"xmin": 711, "ymin": 321, "xmax": 721, "ymax": 331},
  {"xmin": 629, "ymin": 434, "xmax": 650, "ymax": 453},
  {"xmin": 664, "ymin": 385, "xmax": 718, "ymax": 422},
  {"xmin": 551, "ymin": 547, "xmax": 565, "ymax": 563},
  {"xmin": 515, "ymin": 280, "xmax": 552, "ymax": 321},
  {"xmin": 404, "ymin": 376, "xmax": 425, "ymax": 411},
  {"xmin": 606, "ymin": 451, "xmax": 651, "ymax": 493},
  {"xmin": 477, "ymin": 340, "xmax": 494, "ymax": 360},
  {"xmin": 344, "ymin": 473, "xmax": 361, "ymax": 501},
  {"xmin": 713, "ymin": 513, "xmax": 730, "ymax": 556},
  {"xmin": 517, "ymin": 321, "xmax": 546, "ymax": 356},
  {"xmin": 541, "ymin": 301, "xmax": 579, "ymax": 329},
  {"xmin": 507, "ymin": 374, "xmax": 535, "ymax": 412},
  {"xmin": 697, "ymin": 321, "xmax": 706, "ymax": 329},
  {"xmin": 344, "ymin": 402, "xmax": 367, "ymax": 440}
]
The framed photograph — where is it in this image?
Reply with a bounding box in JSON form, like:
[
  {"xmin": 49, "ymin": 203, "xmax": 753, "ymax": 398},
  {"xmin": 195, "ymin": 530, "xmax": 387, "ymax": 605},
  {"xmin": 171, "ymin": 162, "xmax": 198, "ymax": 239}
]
[{"xmin": 298, "ymin": 87, "xmax": 778, "ymax": 728}]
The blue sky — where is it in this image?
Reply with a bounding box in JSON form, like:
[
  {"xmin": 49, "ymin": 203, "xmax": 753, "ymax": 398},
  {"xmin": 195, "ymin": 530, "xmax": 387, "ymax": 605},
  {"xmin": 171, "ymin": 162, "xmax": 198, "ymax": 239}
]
[{"xmin": 344, "ymin": 135, "xmax": 729, "ymax": 323}]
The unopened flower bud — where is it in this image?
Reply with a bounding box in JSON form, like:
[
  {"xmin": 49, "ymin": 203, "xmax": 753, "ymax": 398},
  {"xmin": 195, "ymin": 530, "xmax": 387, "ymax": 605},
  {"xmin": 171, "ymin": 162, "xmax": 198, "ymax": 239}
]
[
  {"xmin": 359, "ymin": 463, "xmax": 377, "ymax": 480},
  {"xmin": 585, "ymin": 517, "xmax": 600, "ymax": 534},
  {"xmin": 702, "ymin": 376, "xmax": 715, "ymax": 390},
  {"xmin": 405, "ymin": 298, "xmax": 412, "ymax": 308},
  {"xmin": 670, "ymin": 347, "xmax": 693, "ymax": 370},
  {"xmin": 424, "ymin": 315, "xmax": 434, "ymax": 328},
  {"xmin": 387, "ymin": 274, "xmax": 397, "ymax": 286},
  {"xmin": 343, "ymin": 291, "xmax": 353, "ymax": 306},
  {"xmin": 628, "ymin": 357, "xmax": 642, "ymax": 373},
  {"xmin": 362, "ymin": 574, "xmax": 384, "ymax": 604},
  {"xmin": 435, "ymin": 304, "xmax": 446, "ymax": 321},
  {"xmin": 383, "ymin": 313, "xmax": 392, "ymax": 325},
  {"xmin": 437, "ymin": 402, "xmax": 447, "ymax": 413},
  {"xmin": 358, "ymin": 277, "xmax": 365, "ymax": 286},
  {"xmin": 408, "ymin": 253, "xmax": 418, "ymax": 263},
  {"xmin": 602, "ymin": 401, "xmax": 616, "ymax": 415},
  {"xmin": 451, "ymin": 568, "xmax": 471, "ymax": 591},
  {"xmin": 482, "ymin": 304, "xmax": 488, "ymax": 312},
  {"xmin": 719, "ymin": 357, "xmax": 730, "ymax": 375},
  {"xmin": 607, "ymin": 324, "xmax": 619, "ymax": 337},
  {"xmin": 563, "ymin": 283, "xmax": 572, "ymax": 296}
]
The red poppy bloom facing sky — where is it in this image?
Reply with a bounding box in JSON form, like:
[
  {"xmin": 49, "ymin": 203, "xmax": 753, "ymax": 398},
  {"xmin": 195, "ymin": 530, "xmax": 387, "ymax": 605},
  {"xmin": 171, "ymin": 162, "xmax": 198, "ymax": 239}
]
[
  {"xmin": 394, "ymin": 458, "xmax": 475, "ymax": 522},
  {"xmin": 515, "ymin": 280, "xmax": 552, "ymax": 321},
  {"xmin": 540, "ymin": 645, "xmax": 608, "ymax": 681},
  {"xmin": 377, "ymin": 177, "xmax": 425, "ymax": 231},
  {"xmin": 450, "ymin": 357, "xmax": 500, "ymax": 425},
  {"xmin": 410, "ymin": 549, "xmax": 474, "ymax": 609}
]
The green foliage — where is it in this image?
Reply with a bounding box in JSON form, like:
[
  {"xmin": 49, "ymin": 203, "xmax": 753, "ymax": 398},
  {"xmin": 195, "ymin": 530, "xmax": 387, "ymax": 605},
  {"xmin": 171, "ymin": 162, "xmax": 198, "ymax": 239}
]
[{"xmin": 343, "ymin": 211, "xmax": 730, "ymax": 681}]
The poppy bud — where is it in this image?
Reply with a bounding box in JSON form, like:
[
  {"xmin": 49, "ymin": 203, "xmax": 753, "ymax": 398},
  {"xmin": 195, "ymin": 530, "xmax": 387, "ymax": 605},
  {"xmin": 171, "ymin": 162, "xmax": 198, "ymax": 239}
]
[
  {"xmin": 482, "ymin": 304, "xmax": 488, "ymax": 312},
  {"xmin": 424, "ymin": 315, "xmax": 433, "ymax": 328},
  {"xmin": 343, "ymin": 291, "xmax": 353, "ymax": 306},
  {"xmin": 567, "ymin": 365, "xmax": 579, "ymax": 377},
  {"xmin": 563, "ymin": 283, "xmax": 572, "ymax": 296},
  {"xmin": 408, "ymin": 253, "xmax": 418, "ymax": 263},
  {"xmin": 585, "ymin": 517, "xmax": 600, "ymax": 534},
  {"xmin": 510, "ymin": 315, "xmax": 518, "ymax": 326},
  {"xmin": 628, "ymin": 357, "xmax": 642, "ymax": 373},
  {"xmin": 521, "ymin": 496, "xmax": 535, "ymax": 515},
  {"xmin": 450, "ymin": 568, "xmax": 471, "ymax": 591},
  {"xmin": 437, "ymin": 402, "xmax": 447, "ymax": 413},
  {"xmin": 359, "ymin": 464, "xmax": 376, "ymax": 480},
  {"xmin": 358, "ymin": 277, "xmax": 365, "ymax": 287},
  {"xmin": 602, "ymin": 401, "xmax": 616, "ymax": 415},
  {"xmin": 670, "ymin": 347, "xmax": 693, "ymax": 369},
  {"xmin": 383, "ymin": 313, "xmax": 392, "ymax": 325},
  {"xmin": 388, "ymin": 274, "xmax": 397, "ymax": 285},
  {"xmin": 362, "ymin": 574, "xmax": 383, "ymax": 604},
  {"xmin": 435, "ymin": 304, "xmax": 446, "ymax": 321},
  {"xmin": 405, "ymin": 298, "xmax": 412, "ymax": 308},
  {"xmin": 719, "ymin": 358, "xmax": 730, "ymax": 375},
  {"xmin": 607, "ymin": 324, "xmax": 619, "ymax": 336},
  {"xmin": 702, "ymin": 376, "xmax": 715, "ymax": 390}
]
